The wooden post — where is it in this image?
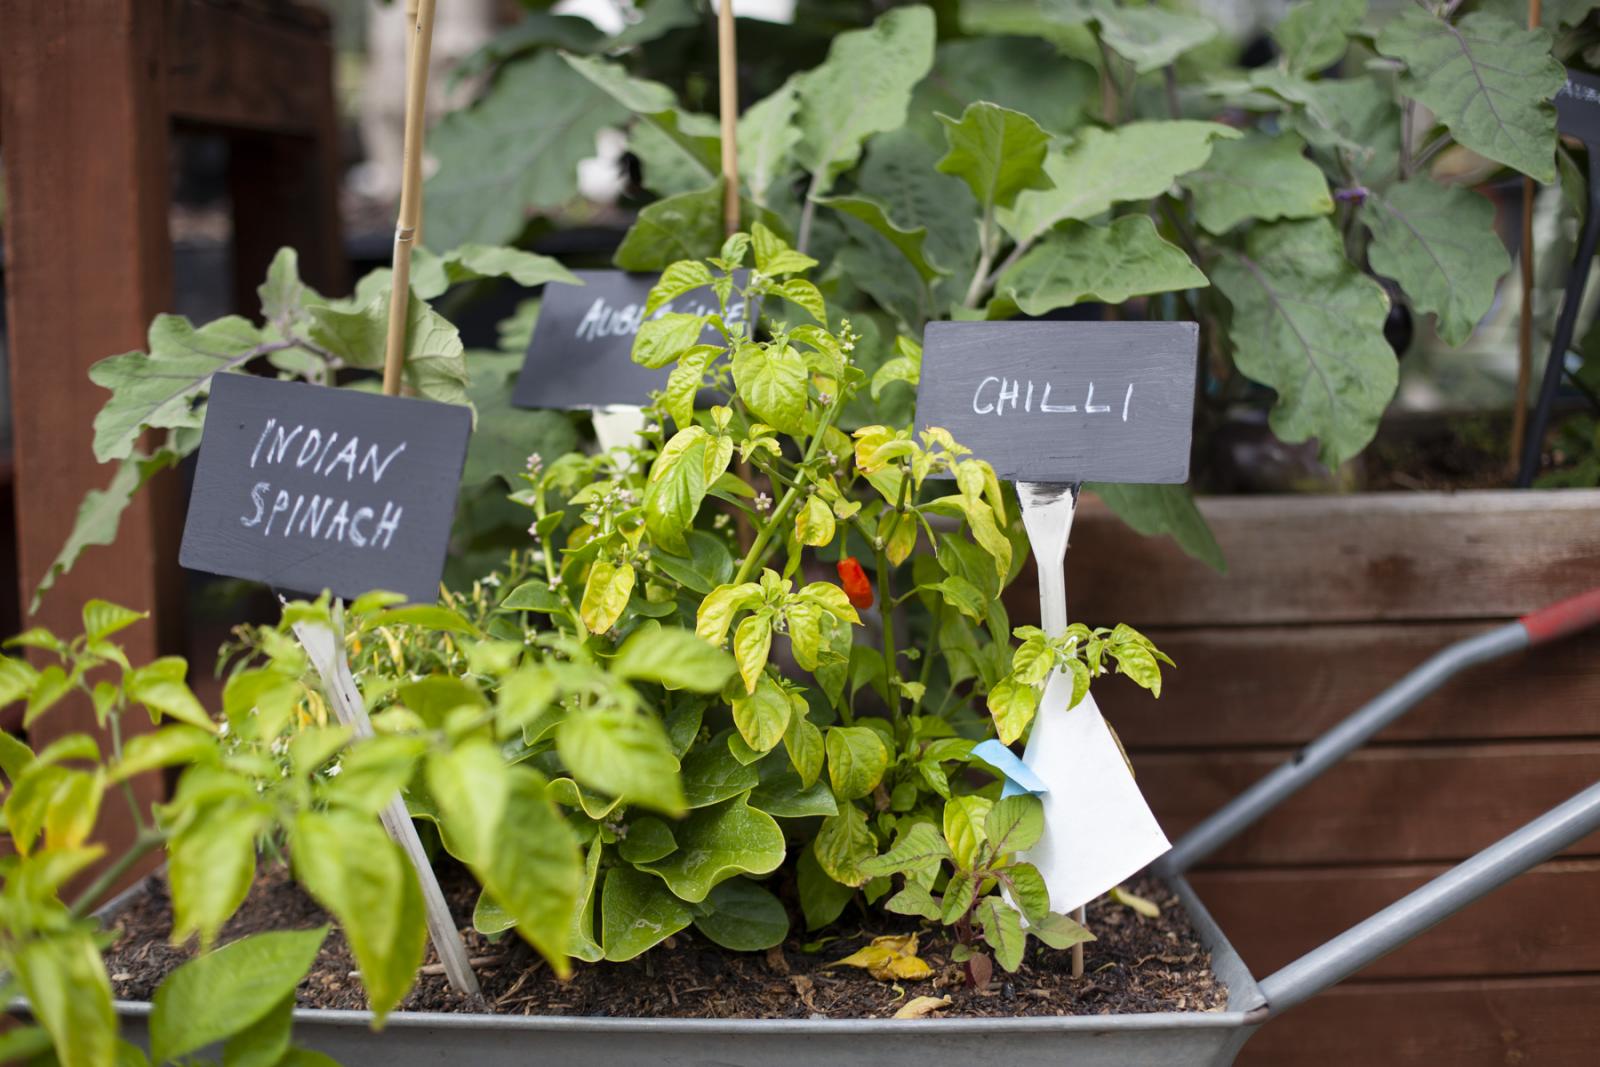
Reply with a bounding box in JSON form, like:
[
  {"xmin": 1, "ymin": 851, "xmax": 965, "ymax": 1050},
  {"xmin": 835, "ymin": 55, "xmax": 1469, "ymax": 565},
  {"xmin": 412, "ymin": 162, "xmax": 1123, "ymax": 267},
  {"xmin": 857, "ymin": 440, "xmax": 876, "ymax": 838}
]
[
  {"xmin": 0, "ymin": 0, "xmax": 179, "ymax": 886},
  {"xmin": 383, "ymin": 0, "xmax": 439, "ymax": 396},
  {"xmin": 717, "ymin": 0, "xmax": 740, "ymax": 236}
]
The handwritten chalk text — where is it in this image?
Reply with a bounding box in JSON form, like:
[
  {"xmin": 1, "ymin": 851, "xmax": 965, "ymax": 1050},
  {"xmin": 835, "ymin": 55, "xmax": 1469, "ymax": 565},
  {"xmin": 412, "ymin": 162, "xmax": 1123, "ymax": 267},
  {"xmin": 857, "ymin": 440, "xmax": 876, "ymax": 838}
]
[
  {"xmin": 574, "ymin": 296, "xmax": 748, "ymax": 342},
  {"xmin": 971, "ymin": 377, "xmax": 1134, "ymax": 421},
  {"xmin": 239, "ymin": 417, "xmax": 408, "ymax": 550}
]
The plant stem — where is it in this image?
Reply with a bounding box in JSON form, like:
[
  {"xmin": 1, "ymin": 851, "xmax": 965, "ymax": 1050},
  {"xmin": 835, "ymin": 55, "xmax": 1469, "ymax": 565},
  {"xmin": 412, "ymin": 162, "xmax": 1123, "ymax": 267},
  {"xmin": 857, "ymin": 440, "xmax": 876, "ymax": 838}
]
[
  {"xmin": 963, "ymin": 205, "xmax": 997, "ymax": 309},
  {"xmin": 108, "ymin": 712, "xmax": 147, "ymax": 835},
  {"xmin": 796, "ymin": 173, "xmax": 823, "ymax": 255},
  {"xmin": 69, "ymin": 829, "xmax": 164, "ymax": 919},
  {"xmin": 731, "ymin": 400, "xmax": 840, "ymax": 585},
  {"xmin": 876, "ymin": 543, "xmax": 899, "ymax": 718},
  {"xmin": 981, "ymin": 232, "xmax": 1038, "ymax": 301}
]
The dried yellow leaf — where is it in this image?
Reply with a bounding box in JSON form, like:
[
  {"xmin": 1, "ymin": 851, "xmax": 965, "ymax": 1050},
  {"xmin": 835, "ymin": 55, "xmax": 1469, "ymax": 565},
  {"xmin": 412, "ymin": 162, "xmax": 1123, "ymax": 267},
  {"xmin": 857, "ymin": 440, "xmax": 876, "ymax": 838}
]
[
  {"xmin": 894, "ymin": 995, "xmax": 952, "ymax": 1019},
  {"xmin": 832, "ymin": 933, "xmax": 933, "ymax": 982}
]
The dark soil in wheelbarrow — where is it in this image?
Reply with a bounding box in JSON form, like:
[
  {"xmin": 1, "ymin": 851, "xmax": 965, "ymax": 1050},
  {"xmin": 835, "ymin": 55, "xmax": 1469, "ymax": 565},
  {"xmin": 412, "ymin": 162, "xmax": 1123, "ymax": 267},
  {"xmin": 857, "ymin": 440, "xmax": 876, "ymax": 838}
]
[{"xmin": 101, "ymin": 863, "xmax": 1226, "ymax": 1020}]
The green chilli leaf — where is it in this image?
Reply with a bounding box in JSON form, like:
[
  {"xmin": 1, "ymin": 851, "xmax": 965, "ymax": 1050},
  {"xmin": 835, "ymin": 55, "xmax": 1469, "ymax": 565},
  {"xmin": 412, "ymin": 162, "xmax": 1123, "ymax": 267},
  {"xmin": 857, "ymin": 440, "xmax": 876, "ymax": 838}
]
[
  {"xmin": 290, "ymin": 810, "xmax": 425, "ymax": 1021},
  {"xmin": 149, "ymin": 928, "xmax": 326, "ymax": 1065},
  {"xmin": 825, "ymin": 725, "xmax": 889, "ymax": 801},
  {"xmin": 556, "ymin": 706, "xmax": 685, "ymax": 815}
]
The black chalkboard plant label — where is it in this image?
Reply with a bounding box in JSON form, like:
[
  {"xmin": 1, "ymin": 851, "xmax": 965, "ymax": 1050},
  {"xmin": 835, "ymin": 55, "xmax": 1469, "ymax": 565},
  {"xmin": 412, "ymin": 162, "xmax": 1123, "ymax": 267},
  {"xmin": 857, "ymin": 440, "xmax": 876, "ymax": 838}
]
[
  {"xmin": 915, "ymin": 320, "xmax": 1198, "ymax": 484},
  {"xmin": 513, "ymin": 269, "xmax": 751, "ymax": 411},
  {"xmin": 178, "ymin": 373, "xmax": 472, "ymax": 604},
  {"xmin": 1556, "ymin": 67, "xmax": 1600, "ymax": 145}
]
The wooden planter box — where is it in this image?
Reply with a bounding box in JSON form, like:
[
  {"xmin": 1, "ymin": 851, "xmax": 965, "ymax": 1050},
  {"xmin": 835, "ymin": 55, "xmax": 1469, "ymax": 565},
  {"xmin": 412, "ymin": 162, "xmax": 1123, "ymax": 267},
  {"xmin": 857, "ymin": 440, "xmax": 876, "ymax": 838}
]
[{"xmin": 1046, "ymin": 488, "xmax": 1600, "ymax": 1066}]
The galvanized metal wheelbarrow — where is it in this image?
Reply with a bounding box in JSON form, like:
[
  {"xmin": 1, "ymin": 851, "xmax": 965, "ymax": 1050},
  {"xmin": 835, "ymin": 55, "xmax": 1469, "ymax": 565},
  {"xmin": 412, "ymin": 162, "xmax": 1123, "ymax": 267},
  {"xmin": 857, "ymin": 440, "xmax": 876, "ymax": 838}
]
[{"xmin": 99, "ymin": 586, "xmax": 1600, "ymax": 1066}]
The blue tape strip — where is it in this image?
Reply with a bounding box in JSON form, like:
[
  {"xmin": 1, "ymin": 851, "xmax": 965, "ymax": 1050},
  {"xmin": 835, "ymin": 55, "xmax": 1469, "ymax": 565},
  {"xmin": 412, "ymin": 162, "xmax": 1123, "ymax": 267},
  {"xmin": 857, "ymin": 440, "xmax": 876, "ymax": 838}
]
[{"xmin": 971, "ymin": 739, "xmax": 1049, "ymax": 798}]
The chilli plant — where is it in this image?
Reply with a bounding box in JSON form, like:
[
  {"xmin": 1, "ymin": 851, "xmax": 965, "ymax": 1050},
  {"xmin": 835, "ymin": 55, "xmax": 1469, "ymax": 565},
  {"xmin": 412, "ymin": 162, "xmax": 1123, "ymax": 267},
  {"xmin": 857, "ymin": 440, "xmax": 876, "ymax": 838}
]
[{"xmin": 4, "ymin": 227, "xmax": 1173, "ymax": 1066}]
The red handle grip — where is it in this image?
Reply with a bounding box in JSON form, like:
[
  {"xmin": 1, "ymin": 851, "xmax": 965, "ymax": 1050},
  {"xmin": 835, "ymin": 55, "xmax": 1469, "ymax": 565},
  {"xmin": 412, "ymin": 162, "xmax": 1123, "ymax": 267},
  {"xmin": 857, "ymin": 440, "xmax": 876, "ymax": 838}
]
[{"xmin": 1520, "ymin": 588, "xmax": 1600, "ymax": 645}]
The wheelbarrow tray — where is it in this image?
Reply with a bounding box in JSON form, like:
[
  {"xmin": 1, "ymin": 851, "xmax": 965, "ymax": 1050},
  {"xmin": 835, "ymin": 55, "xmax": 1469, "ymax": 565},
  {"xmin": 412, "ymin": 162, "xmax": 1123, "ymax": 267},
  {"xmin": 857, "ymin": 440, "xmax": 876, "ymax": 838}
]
[{"xmin": 90, "ymin": 871, "xmax": 1264, "ymax": 1067}]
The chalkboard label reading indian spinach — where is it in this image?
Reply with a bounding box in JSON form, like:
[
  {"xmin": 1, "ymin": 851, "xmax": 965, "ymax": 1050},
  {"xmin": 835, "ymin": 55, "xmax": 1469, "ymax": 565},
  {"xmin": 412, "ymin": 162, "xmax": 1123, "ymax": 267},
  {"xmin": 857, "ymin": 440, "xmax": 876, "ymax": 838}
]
[
  {"xmin": 916, "ymin": 321, "xmax": 1198, "ymax": 484},
  {"xmin": 1556, "ymin": 68, "xmax": 1600, "ymax": 145},
  {"xmin": 513, "ymin": 269, "xmax": 750, "ymax": 411},
  {"xmin": 179, "ymin": 374, "xmax": 471, "ymax": 603}
]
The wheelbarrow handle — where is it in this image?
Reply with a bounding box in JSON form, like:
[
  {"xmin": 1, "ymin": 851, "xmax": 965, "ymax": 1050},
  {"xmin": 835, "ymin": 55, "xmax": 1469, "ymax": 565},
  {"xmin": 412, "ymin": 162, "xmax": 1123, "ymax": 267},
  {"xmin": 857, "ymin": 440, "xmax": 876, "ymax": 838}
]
[
  {"xmin": 1520, "ymin": 585, "xmax": 1600, "ymax": 645},
  {"xmin": 1158, "ymin": 587, "xmax": 1600, "ymax": 876},
  {"xmin": 1257, "ymin": 778, "xmax": 1600, "ymax": 1017}
]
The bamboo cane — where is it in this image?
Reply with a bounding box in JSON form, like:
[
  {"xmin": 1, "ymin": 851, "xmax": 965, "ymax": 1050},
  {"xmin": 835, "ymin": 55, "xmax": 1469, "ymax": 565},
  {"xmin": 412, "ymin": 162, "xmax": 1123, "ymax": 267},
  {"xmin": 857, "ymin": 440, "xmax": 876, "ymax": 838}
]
[
  {"xmin": 1511, "ymin": 0, "xmax": 1544, "ymax": 474},
  {"xmin": 405, "ymin": 0, "xmax": 425, "ymax": 247},
  {"xmin": 382, "ymin": 0, "xmax": 439, "ymax": 397},
  {"xmin": 717, "ymin": 0, "xmax": 740, "ymax": 236}
]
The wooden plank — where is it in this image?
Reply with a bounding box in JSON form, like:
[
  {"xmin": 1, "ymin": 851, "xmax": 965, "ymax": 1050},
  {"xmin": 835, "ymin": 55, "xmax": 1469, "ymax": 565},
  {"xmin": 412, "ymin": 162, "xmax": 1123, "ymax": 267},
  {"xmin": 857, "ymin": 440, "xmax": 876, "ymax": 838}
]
[
  {"xmin": 1051, "ymin": 489, "xmax": 1600, "ymax": 627},
  {"xmin": 165, "ymin": 0, "xmax": 335, "ymax": 136},
  {"xmin": 1139, "ymin": 741, "xmax": 1600, "ymax": 866},
  {"xmin": 0, "ymin": 0, "xmax": 180, "ymax": 888},
  {"xmin": 1099, "ymin": 621, "xmax": 1600, "ymax": 749},
  {"xmin": 1239, "ymin": 975, "xmax": 1600, "ymax": 1066},
  {"xmin": 1188, "ymin": 860, "xmax": 1600, "ymax": 978}
]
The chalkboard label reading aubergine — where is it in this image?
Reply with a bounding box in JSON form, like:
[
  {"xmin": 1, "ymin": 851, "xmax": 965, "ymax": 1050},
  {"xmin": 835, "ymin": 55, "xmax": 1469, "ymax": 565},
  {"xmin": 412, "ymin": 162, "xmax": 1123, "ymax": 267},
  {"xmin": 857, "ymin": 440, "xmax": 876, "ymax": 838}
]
[
  {"xmin": 916, "ymin": 321, "xmax": 1198, "ymax": 484},
  {"xmin": 1555, "ymin": 67, "xmax": 1600, "ymax": 145},
  {"xmin": 179, "ymin": 374, "xmax": 472, "ymax": 604},
  {"xmin": 513, "ymin": 269, "xmax": 750, "ymax": 411}
]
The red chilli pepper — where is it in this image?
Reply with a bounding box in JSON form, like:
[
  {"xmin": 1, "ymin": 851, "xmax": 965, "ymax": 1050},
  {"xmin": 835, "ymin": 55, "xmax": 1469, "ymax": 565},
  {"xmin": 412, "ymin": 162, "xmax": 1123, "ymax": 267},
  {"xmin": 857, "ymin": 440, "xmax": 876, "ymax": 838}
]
[{"xmin": 837, "ymin": 556, "xmax": 874, "ymax": 611}]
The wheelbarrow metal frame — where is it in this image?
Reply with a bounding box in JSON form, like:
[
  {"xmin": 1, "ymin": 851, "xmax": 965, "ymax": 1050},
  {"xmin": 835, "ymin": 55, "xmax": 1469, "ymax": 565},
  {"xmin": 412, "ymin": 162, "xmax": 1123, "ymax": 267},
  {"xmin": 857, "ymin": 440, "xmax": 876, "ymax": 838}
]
[{"xmin": 61, "ymin": 589, "xmax": 1600, "ymax": 1064}]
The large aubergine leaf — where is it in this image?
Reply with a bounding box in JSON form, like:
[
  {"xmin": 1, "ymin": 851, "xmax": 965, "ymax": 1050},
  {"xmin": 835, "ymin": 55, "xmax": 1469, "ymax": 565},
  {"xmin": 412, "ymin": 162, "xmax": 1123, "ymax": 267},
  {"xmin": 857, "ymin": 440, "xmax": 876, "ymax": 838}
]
[
  {"xmin": 1178, "ymin": 131, "xmax": 1333, "ymax": 235},
  {"xmin": 1088, "ymin": 483, "xmax": 1224, "ymax": 572},
  {"xmin": 613, "ymin": 180, "xmax": 789, "ymax": 271},
  {"xmin": 561, "ymin": 52, "xmax": 719, "ymax": 184},
  {"xmin": 1095, "ymin": 4, "xmax": 1218, "ymax": 73},
  {"xmin": 738, "ymin": 77, "xmax": 802, "ymax": 207},
  {"xmin": 1211, "ymin": 218, "xmax": 1397, "ymax": 468},
  {"xmin": 935, "ymin": 102, "xmax": 1053, "ymax": 215},
  {"xmin": 1376, "ymin": 11, "xmax": 1563, "ymax": 183},
  {"xmin": 792, "ymin": 6, "xmax": 935, "ymax": 193},
  {"xmin": 1272, "ymin": 0, "xmax": 1366, "ymax": 74},
  {"xmin": 858, "ymin": 127, "xmax": 980, "ymax": 292},
  {"xmin": 999, "ymin": 216, "xmax": 1205, "ymax": 314},
  {"xmin": 425, "ymin": 51, "xmax": 628, "ymax": 248},
  {"xmin": 814, "ymin": 194, "xmax": 945, "ymax": 283},
  {"xmin": 910, "ymin": 36, "xmax": 1095, "ymax": 143},
  {"xmin": 1365, "ymin": 179, "xmax": 1510, "ymax": 347},
  {"xmin": 999, "ymin": 121, "xmax": 1238, "ymax": 246}
]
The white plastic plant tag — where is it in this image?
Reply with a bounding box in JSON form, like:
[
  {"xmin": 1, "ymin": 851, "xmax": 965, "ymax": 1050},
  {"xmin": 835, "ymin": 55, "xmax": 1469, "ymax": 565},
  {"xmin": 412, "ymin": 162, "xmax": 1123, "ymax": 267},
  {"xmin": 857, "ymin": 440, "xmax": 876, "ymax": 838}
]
[
  {"xmin": 590, "ymin": 404, "xmax": 649, "ymax": 458},
  {"xmin": 1013, "ymin": 675, "xmax": 1170, "ymax": 915}
]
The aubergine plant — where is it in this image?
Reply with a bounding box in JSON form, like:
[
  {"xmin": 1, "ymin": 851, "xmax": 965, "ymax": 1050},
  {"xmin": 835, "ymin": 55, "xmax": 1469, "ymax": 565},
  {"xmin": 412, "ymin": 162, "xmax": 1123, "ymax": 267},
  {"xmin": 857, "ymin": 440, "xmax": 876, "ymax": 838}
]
[{"xmin": 434, "ymin": 0, "xmax": 1591, "ymax": 558}]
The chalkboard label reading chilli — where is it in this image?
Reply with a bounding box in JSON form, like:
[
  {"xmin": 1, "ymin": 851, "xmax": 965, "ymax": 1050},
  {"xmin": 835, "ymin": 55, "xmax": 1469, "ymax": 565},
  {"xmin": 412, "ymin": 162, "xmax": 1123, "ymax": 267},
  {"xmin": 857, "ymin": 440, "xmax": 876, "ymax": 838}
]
[
  {"xmin": 179, "ymin": 374, "xmax": 472, "ymax": 604},
  {"xmin": 513, "ymin": 269, "xmax": 750, "ymax": 411},
  {"xmin": 916, "ymin": 321, "xmax": 1198, "ymax": 484}
]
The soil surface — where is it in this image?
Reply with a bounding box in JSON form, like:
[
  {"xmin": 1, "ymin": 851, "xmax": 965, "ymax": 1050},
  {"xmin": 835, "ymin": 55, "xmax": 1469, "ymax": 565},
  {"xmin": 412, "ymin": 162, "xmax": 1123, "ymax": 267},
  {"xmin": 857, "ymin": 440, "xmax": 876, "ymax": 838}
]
[{"xmin": 102, "ymin": 863, "xmax": 1226, "ymax": 1020}]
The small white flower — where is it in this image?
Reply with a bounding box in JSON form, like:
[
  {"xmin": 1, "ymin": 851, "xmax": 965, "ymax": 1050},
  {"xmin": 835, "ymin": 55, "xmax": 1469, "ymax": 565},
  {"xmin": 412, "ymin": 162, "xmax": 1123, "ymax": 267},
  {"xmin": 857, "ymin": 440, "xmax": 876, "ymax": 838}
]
[
  {"xmin": 755, "ymin": 492, "xmax": 773, "ymax": 513},
  {"xmin": 525, "ymin": 452, "xmax": 544, "ymax": 474},
  {"xmin": 325, "ymin": 762, "xmax": 342, "ymax": 778},
  {"xmin": 482, "ymin": 574, "xmax": 501, "ymax": 588}
]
